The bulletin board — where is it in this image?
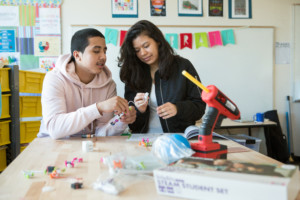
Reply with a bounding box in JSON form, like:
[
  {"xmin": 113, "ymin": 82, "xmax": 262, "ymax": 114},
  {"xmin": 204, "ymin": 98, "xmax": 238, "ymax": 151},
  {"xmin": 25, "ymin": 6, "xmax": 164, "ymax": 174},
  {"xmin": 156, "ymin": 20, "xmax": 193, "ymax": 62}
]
[
  {"xmin": 71, "ymin": 25, "xmax": 274, "ymax": 119},
  {"xmin": 0, "ymin": 1, "xmax": 62, "ymax": 72}
]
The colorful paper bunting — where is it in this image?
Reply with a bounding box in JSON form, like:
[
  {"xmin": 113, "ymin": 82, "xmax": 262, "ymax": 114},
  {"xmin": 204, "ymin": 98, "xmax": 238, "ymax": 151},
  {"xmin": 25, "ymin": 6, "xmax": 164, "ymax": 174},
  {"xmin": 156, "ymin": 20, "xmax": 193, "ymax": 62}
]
[
  {"xmin": 194, "ymin": 32, "xmax": 209, "ymax": 48},
  {"xmin": 180, "ymin": 33, "xmax": 193, "ymax": 49},
  {"xmin": 165, "ymin": 33, "xmax": 178, "ymax": 49},
  {"xmin": 105, "ymin": 28, "xmax": 118, "ymax": 46},
  {"xmin": 221, "ymin": 29, "xmax": 235, "ymax": 45},
  {"xmin": 208, "ymin": 31, "xmax": 223, "ymax": 47},
  {"xmin": 119, "ymin": 30, "xmax": 127, "ymax": 46}
]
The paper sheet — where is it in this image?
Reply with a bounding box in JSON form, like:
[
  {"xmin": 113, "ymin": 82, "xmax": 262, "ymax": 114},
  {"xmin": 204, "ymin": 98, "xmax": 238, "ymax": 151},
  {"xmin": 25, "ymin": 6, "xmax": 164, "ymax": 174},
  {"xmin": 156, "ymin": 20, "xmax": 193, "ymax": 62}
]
[
  {"xmin": 275, "ymin": 42, "xmax": 290, "ymax": 64},
  {"xmin": 126, "ymin": 133, "xmax": 163, "ymax": 142}
]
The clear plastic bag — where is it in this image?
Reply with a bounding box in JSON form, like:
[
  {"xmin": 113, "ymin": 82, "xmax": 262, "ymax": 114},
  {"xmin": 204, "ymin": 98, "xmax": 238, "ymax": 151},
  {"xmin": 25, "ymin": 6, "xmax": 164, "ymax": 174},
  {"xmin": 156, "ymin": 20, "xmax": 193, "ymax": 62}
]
[
  {"xmin": 151, "ymin": 134, "xmax": 195, "ymax": 165},
  {"xmin": 93, "ymin": 172, "xmax": 152, "ymax": 195},
  {"xmin": 101, "ymin": 152, "xmax": 164, "ymax": 175}
]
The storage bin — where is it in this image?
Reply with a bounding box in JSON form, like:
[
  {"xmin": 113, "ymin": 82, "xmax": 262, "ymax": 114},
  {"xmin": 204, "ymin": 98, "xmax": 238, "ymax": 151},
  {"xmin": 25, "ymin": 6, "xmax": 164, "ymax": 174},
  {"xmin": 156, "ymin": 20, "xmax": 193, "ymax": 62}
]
[
  {"xmin": 0, "ymin": 146, "xmax": 7, "ymax": 172},
  {"xmin": 19, "ymin": 93, "xmax": 42, "ymax": 118},
  {"xmin": 0, "ymin": 120, "xmax": 11, "ymax": 146},
  {"xmin": 0, "ymin": 94, "xmax": 11, "ymax": 119},
  {"xmin": 0, "ymin": 68, "xmax": 10, "ymax": 92},
  {"xmin": 222, "ymin": 134, "xmax": 262, "ymax": 152},
  {"xmin": 19, "ymin": 70, "xmax": 45, "ymax": 93},
  {"xmin": 20, "ymin": 120, "xmax": 40, "ymax": 144}
]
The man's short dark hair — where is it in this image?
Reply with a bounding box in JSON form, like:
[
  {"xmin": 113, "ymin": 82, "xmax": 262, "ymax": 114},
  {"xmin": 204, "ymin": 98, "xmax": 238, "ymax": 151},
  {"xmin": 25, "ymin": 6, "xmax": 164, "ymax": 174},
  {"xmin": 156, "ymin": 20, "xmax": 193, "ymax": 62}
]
[{"xmin": 70, "ymin": 28, "xmax": 105, "ymax": 61}]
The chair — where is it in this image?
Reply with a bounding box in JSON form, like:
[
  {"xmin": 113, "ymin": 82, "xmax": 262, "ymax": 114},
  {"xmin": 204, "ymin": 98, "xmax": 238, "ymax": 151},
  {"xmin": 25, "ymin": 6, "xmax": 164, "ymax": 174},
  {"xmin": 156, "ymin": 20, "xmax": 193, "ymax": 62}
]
[{"xmin": 264, "ymin": 110, "xmax": 289, "ymax": 163}]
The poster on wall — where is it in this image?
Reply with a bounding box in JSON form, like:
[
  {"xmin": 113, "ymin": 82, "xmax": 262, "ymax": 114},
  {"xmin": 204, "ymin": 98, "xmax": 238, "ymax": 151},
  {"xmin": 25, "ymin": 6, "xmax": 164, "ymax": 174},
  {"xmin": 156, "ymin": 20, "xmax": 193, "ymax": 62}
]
[
  {"xmin": 229, "ymin": 0, "xmax": 252, "ymax": 19},
  {"xmin": 39, "ymin": 7, "xmax": 61, "ymax": 35},
  {"xmin": 0, "ymin": 30, "xmax": 16, "ymax": 52},
  {"xmin": 209, "ymin": 0, "xmax": 223, "ymax": 17},
  {"xmin": 178, "ymin": 0, "xmax": 203, "ymax": 17},
  {"xmin": 111, "ymin": 0, "xmax": 138, "ymax": 18},
  {"xmin": 39, "ymin": 57, "xmax": 57, "ymax": 71},
  {"xmin": 0, "ymin": 52, "xmax": 20, "ymax": 66},
  {"xmin": 0, "ymin": 6, "xmax": 19, "ymax": 26},
  {"xmin": 34, "ymin": 36, "xmax": 61, "ymax": 56},
  {"xmin": 150, "ymin": 0, "xmax": 166, "ymax": 16}
]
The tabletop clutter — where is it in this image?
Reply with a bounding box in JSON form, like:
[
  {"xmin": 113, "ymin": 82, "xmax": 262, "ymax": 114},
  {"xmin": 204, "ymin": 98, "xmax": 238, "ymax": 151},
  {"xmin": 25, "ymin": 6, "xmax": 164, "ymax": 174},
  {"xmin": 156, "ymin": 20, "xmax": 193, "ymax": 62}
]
[
  {"xmin": 16, "ymin": 132, "xmax": 300, "ymax": 199},
  {"xmin": 21, "ymin": 133, "xmax": 194, "ymax": 195}
]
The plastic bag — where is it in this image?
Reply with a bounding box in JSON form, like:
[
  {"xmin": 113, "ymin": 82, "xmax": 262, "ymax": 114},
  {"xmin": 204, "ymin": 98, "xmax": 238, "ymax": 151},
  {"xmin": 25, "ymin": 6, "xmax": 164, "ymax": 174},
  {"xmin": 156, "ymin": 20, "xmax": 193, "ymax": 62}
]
[
  {"xmin": 93, "ymin": 172, "xmax": 152, "ymax": 195},
  {"xmin": 151, "ymin": 134, "xmax": 194, "ymax": 165},
  {"xmin": 101, "ymin": 152, "xmax": 164, "ymax": 175}
]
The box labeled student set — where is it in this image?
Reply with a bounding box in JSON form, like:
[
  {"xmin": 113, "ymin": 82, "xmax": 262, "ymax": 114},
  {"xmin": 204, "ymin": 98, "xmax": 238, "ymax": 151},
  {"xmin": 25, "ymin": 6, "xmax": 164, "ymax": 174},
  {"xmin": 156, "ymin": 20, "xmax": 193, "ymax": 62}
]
[{"xmin": 153, "ymin": 157, "xmax": 299, "ymax": 200}]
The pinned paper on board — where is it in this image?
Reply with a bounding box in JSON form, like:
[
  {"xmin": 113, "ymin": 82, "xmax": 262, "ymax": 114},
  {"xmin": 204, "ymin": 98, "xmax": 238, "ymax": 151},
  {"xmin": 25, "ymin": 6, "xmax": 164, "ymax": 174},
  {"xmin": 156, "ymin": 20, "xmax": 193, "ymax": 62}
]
[
  {"xmin": 20, "ymin": 38, "xmax": 34, "ymax": 55},
  {"xmin": 221, "ymin": 29, "xmax": 235, "ymax": 45},
  {"xmin": 20, "ymin": 55, "xmax": 39, "ymax": 70},
  {"xmin": 0, "ymin": 52, "xmax": 20, "ymax": 66},
  {"xmin": 0, "ymin": 6, "xmax": 19, "ymax": 26},
  {"xmin": 18, "ymin": 26, "xmax": 35, "ymax": 38},
  {"xmin": 39, "ymin": 8, "xmax": 61, "ymax": 35},
  {"xmin": 165, "ymin": 33, "xmax": 178, "ymax": 49},
  {"xmin": 180, "ymin": 33, "xmax": 193, "ymax": 49},
  {"xmin": 0, "ymin": 30, "xmax": 16, "ymax": 52},
  {"xmin": 119, "ymin": 30, "xmax": 127, "ymax": 46},
  {"xmin": 19, "ymin": 5, "xmax": 36, "ymax": 26},
  {"xmin": 194, "ymin": 32, "xmax": 209, "ymax": 48},
  {"xmin": 105, "ymin": 28, "xmax": 118, "ymax": 46},
  {"xmin": 34, "ymin": 36, "xmax": 60, "ymax": 56},
  {"xmin": 208, "ymin": 31, "xmax": 223, "ymax": 47},
  {"xmin": 39, "ymin": 57, "xmax": 57, "ymax": 72},
  {"xmin": 275, "ymin": 42, "xmax": 290, "ymax": 64}
]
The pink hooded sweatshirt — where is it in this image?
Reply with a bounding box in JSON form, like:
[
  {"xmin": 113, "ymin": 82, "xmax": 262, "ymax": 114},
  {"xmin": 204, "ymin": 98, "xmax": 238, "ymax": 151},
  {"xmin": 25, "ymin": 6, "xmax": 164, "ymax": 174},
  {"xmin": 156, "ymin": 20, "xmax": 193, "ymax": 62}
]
[{"xmin": 37, "ymin": 54, "xmax": 127, "ymax": 139}]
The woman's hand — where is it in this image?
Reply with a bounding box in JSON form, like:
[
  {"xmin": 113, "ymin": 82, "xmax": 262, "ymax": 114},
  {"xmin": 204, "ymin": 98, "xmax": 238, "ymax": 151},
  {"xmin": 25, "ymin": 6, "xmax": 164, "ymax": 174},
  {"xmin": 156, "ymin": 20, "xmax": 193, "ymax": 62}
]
[
  {"xmin": 134, "ymin": 92, "xmax": 149, "ymax": 113},
  {"xmin": 157, "ymin": 102, "xmax": 177, "ymax": 119}
]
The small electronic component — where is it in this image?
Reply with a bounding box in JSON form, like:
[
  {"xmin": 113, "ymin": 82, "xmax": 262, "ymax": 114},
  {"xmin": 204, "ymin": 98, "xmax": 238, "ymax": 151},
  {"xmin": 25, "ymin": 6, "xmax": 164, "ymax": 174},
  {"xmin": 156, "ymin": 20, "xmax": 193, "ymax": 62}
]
[{"xmin": 71, "ymin": 182, "xmax": 83, "ymax": 189}]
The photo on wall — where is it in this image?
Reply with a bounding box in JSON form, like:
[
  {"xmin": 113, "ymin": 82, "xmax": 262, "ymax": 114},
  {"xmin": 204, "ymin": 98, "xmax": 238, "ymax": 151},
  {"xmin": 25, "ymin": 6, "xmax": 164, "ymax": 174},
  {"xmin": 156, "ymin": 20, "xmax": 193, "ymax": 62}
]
[
  {"xmin": 229, "ymin": 0, "xmax": 252, "ymax": 19},
  {"xmin": 178, "ymin": 0, "xmax": 203, "ymax": 17},
  {"xmin": 208, "ymin": 0, "xmax": 223, "ymax": 17},
  {"xmin": 111, "ymin": 0, "xmax": 138, "ymax": 18},
  {"xmin": 150, "ymin": 0, "xmax": 166, "ymax": 16}
]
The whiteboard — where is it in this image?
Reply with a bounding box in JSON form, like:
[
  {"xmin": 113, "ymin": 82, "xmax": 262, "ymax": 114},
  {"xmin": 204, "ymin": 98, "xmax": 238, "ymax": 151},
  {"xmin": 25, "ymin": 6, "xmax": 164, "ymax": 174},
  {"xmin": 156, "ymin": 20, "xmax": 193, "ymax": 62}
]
[
  {"xmin": 293, "ymin": 5, "xmax": 300, "ymax": 101},
  {"xmin": 71, "ymin": 25, "xmax": 274, "ymax": 119}
]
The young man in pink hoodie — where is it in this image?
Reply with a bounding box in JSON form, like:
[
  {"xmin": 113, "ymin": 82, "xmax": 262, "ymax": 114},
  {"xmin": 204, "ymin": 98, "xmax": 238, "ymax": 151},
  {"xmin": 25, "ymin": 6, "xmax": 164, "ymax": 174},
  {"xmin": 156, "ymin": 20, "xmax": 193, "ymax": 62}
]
[{"xmin": 38, "ymin": 28, "xmax": 136, "ymax": 139}]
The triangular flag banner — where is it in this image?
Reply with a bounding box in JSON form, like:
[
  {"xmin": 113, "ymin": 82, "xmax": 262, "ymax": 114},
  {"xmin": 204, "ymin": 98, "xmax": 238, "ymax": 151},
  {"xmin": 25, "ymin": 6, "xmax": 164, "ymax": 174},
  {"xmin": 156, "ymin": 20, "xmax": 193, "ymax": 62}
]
[
  {"xmin": 221, "ymin": 29, "xmax": 235, "ymax": 45},
  {"xmin": 165, "ymin": 33, "xmax": 178, "ymax": 49},
  {"xmin": 105, "ymin": 28, "xmax": 118, "ymax": 46},
  {"xmin": 119, "ymin": 30, "xmax": 127, "ymax": 46},
  {"xmin": 180, "ymin": 33, "xmax": 193, "ymax": 49},
  {"xmin": 208, "ymin": 31, "xmax": 223, "ymax": 47},
  {"xmin": 194, "ymin": 32, "xmax": 209, "ymax": 48}
]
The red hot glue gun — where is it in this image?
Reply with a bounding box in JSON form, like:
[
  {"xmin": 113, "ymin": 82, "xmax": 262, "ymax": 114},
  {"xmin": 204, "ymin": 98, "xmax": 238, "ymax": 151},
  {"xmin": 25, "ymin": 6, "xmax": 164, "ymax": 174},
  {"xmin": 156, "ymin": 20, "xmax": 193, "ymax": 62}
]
[{"xmin": 182, "ymin": 70, "xmax": 240, "ymax": 159}]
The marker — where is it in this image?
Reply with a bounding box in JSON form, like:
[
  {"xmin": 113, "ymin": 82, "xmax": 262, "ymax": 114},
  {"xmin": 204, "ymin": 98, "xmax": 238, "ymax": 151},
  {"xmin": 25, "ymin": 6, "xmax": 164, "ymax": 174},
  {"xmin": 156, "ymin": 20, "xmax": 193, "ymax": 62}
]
[
  {"xmin": 182, "ymin": 70, "xmax": 210, "ymax": 93},
  {"xmin": 81, "ymin": 134, "xmax": 94, "ymax": 138}
]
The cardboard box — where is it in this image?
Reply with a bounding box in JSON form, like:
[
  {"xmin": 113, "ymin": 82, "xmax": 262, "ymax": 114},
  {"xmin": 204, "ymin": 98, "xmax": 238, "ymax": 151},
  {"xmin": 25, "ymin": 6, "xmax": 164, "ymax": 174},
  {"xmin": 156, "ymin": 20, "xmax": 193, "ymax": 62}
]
[{"xmin": 153, "ymin": 157, "xmax": 299, "ymax": 200}]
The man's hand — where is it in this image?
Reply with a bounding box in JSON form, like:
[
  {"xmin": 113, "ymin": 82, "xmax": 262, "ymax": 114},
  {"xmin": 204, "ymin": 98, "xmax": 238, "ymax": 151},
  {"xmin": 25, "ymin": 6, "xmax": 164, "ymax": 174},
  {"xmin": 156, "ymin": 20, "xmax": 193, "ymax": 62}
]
[
  {"xmin": 96, "ymin": 96, "xmax": 129, "ymax": 115},
  {"xmin": 120, "ymin": 106, "xmax": 136, "ymax": 124}
]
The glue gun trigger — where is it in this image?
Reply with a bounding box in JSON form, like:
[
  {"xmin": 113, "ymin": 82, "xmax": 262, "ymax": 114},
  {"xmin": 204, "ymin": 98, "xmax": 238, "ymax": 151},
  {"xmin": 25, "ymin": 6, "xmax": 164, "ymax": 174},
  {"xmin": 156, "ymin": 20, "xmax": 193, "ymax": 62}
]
[{"xmin": 216, "ymin": 114, "xmax": 226, "ymax": 128}]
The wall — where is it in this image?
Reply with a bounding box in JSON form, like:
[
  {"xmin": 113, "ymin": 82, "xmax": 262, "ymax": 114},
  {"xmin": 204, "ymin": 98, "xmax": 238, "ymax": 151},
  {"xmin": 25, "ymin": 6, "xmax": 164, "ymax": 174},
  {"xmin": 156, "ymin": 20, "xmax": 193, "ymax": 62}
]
[{"xmin": 61, "ymin": 0, "xmax": 300, "ymax": 156}]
